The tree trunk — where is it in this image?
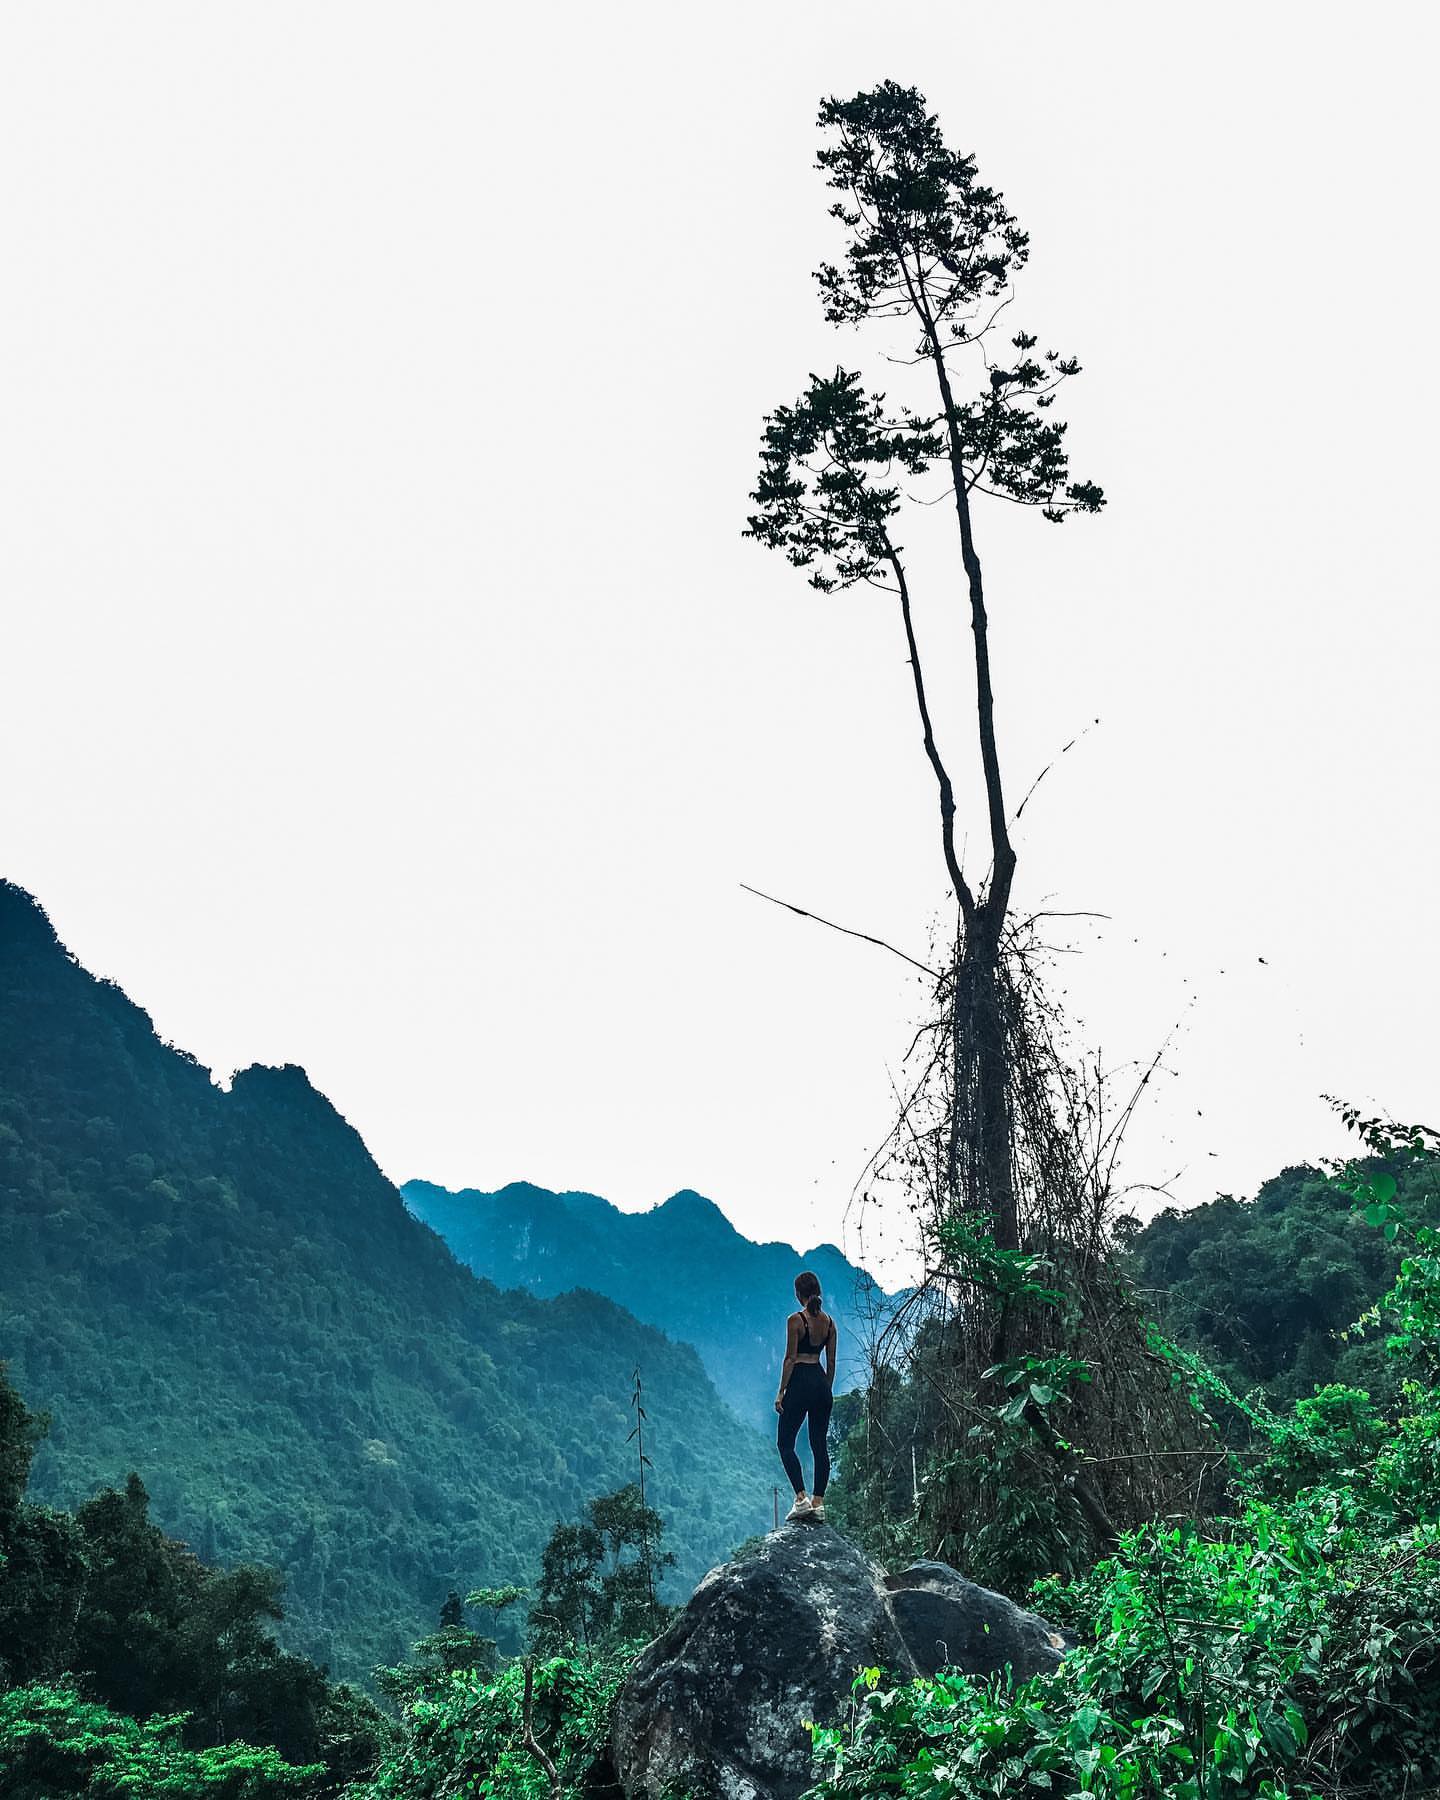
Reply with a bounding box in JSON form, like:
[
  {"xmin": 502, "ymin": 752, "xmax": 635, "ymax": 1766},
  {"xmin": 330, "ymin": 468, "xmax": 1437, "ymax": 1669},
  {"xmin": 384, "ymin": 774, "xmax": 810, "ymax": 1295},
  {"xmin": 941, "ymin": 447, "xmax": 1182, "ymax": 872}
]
[
  {"xmin": 917, "ymin": 306, "xmax": 1019, "ymax": 1256},
  {"xmin": 950, "ymin": 920, "xmax": 1018, "ymax": 1253}
]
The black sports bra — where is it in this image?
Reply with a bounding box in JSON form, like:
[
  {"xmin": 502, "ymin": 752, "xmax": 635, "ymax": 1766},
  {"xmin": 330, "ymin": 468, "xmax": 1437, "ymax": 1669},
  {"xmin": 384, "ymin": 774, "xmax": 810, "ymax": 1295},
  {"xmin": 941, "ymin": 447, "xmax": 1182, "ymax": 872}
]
[{"xmin": 794, "ymin": 1310, "xmax": 831, "ymax": 1357}]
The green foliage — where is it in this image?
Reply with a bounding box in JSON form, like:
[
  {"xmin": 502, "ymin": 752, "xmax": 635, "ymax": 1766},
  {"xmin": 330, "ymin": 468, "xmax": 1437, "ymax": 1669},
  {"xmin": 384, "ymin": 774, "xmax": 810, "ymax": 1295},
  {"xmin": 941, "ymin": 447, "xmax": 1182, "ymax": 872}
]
[
  {"xmin": 829, "ymin": 1324, "xmax": 1102, "ymax": 1595},
  {"xmin": 938, "ymin": 1218, "xmax": 1070, "ymax": 1313},
  {"xmin": 374, "ymin": 1589, "xmax": 527, "ymax": 1708},
  {"xmin": 0, "ymin": 1373, "xmax": 47, "ymax": 1518},
  {"xmin": 0, "ymin": 1504, "xmax": 90, "ymax": 1685},
  {"xmin": 920, "ymin": 1426, "xmax": 1094, "ymax": 1601},
  {"xmin": 0, "ymin": 1681, "xmax": 321, "ymax": 1799},
  {"xmin": 835, "ymin": 1216, "xmax": 1127, "ymax": 1595},
  {"xmin": 827, "ymin": 1369, "xmax": 933, "ymax": 1571},
  {"xmin": 530, "ymin": 1484, "xmax": 676, "ymax": 1655},
  {"xmin": 0, "ymin": 1363, "xmax": 391, "ymax": 1790},
  {"xmin": 806, "ymin": 1124, "xmax": 1440, "ymax": 1800},
  {"xmin": 808, "ymin": 1473, "xmax": 1440, "ymax": 1798},
  {"xmin": 0, "ymin": 1367, "xmax": 91, "ymax": 1683},
  {"xmin": 356, "ymin": 1654, "xmax": 628, "ymax": 1800},
  {"xmin": 465, "ymin": 1585, "xmax": 528, "ymax": 1616},
  {"xmin": 1331, "ymin": 1112, "xmax": 1440, "ymax": 1370},
  {"xmin": 745, "ymin": 80, "xmax": 1102, "ymax": 600},
  {"xmin": 1242, "ymin": 1385, "xmax": 1389, "ymax": 1503},
  {"xmin": 373, "ymin": 1623, "xmax": 498, "ymax": 1709},
  {"xmin": 0, "ymin": 882, "xmax": 771, "ymax": 1682},
  {"xmin": 1126, "ymin": 1154, "xmax": 1439, "ymax": 1407}
]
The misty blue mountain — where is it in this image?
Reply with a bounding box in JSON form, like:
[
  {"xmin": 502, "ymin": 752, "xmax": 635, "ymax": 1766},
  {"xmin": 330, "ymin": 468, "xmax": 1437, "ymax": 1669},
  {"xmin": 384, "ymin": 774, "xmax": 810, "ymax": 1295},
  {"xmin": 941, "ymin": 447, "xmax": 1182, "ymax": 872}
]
[{"xmin": 402, "ymin": 1178, "xmax": 890, "ymax": 1428}]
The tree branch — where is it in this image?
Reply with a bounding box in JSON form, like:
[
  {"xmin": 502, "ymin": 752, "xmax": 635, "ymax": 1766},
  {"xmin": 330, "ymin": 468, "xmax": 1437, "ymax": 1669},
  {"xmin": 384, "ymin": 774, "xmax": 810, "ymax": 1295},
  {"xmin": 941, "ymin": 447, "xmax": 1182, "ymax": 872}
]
[
  {"xmin": 885, "ymin": 545, "xmax": 976, "ymax": 921},
  {"xmin": 739, "ymin": 882, "xmax": 940, "ymax": 977},
  {"xmin": 521, "ymin": 1659, "xmax": 562, "ymax": 1800},
  {"xmin": 911, "ymin": 262, "xmax": 1016, "ymax": 925},
  {"xmin": 1011, "ymin": 720, "xmax": 1100, "ymax": 826}
]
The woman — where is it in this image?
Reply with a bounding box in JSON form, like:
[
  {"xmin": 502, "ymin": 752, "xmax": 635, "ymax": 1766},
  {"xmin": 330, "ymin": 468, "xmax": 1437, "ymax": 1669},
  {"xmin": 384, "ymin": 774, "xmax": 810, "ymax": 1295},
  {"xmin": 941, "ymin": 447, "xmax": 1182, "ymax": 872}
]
[{"xmin": 774, "ymin": 1269, "xmax": 835, "ymax": 1522}]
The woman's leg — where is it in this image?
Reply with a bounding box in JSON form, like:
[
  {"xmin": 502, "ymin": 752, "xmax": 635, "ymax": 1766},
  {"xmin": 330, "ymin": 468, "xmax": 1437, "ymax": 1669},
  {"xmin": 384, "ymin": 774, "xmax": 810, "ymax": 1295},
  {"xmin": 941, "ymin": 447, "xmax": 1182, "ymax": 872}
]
[
  {"xmin": 807, "ymin": 1385, "xmax": 834, "ymax": 1497},
  {"xmin": 777, "ymin": 1389, "xmax": 806, "ymax": 1495}
]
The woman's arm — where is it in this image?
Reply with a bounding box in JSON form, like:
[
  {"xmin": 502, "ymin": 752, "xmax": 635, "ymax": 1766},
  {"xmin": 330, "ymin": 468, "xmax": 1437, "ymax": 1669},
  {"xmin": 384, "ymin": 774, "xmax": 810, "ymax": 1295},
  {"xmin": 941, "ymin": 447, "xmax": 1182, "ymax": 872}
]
[
  {"xmin": 774, "ymin": 1315, "xmax": 801, "ymax": 1413},
  {"xmin": 824, "ymin": 1318, "xmax": 838, "ymax": 1389}
]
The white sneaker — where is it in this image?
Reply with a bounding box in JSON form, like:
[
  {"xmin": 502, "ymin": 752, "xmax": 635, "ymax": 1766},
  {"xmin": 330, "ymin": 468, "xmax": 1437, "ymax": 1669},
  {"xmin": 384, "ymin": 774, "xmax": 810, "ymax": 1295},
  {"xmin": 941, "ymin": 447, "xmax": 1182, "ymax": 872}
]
[
  {"xmin": 785, "ymin": 1495, "xmax": 813, "ymax": 1522},
  {"xmin": 809, "ymin": 1498, "xmax": 826, "ymax": 1522}
]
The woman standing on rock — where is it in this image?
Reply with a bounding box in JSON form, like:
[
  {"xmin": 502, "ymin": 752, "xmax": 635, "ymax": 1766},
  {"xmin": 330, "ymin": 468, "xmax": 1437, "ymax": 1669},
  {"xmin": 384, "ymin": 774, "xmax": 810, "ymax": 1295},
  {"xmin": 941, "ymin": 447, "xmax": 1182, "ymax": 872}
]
[{"xmin": 775, "ymin": 1270, "xmax": 835, "ymax": 1521}]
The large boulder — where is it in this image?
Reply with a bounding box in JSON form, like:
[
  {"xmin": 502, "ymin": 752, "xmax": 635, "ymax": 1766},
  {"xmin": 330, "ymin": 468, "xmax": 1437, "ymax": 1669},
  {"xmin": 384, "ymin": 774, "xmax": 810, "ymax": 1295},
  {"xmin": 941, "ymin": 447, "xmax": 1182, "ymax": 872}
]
[
  {"xmin": 613, "ymin": 1524, "xmax": 915, "ymax": 1800},
  {"xmin": 613, "ymin": 1526, "xmax": 1071, "ymax": 1800},
  {"xmin": 884, "ymin": 1560, "xmax": 1070, "ymax": 1681}
]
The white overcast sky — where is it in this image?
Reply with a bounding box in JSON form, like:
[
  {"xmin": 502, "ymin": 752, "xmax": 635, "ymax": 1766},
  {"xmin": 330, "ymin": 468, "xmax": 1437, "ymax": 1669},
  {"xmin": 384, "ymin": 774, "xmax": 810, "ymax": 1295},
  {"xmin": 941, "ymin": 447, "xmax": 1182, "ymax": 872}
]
[{"xmin": 3, "ymin": 3, "xmax": 1436, "ymax": 1286}]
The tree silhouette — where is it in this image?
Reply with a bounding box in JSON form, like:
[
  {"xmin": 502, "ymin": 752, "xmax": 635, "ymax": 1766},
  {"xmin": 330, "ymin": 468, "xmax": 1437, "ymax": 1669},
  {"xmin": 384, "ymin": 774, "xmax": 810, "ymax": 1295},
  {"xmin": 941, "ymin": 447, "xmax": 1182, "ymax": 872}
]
[{"xmin": 747, "ymin": 78, "xmax": 1103, "ymax": 1255}]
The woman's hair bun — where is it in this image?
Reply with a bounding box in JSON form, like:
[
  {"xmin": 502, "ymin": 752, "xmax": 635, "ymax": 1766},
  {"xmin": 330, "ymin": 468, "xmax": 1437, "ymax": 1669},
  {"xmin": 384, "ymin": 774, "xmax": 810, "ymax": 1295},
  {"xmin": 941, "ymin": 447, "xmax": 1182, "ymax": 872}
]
[{"xmin": 795, "ymin": 1268, "xmax": 822, "ymax": 1315}]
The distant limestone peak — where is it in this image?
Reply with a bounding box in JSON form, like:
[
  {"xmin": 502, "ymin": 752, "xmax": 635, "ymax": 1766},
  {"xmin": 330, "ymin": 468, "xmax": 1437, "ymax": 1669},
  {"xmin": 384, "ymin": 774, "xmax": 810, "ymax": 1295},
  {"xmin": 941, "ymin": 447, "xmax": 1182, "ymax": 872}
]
[
  {"xmin": 654, "ymin": 1189, "xmax": 731, "ymax": 1229},
  {"xmin": 402, "ymin": 1175, "xmax": 892, "ymax": 1428}
]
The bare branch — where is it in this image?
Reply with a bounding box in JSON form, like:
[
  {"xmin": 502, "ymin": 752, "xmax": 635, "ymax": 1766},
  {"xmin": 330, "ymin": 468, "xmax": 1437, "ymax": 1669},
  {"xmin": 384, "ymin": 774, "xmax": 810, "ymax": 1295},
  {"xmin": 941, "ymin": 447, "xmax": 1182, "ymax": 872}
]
[
  {"xmin": 1011, "ymin": 720, "xmax": 1102, "ymax": 827},
  {"xmin": 739, "ymin": 882, "xmax": 940, "ymax": 978}
]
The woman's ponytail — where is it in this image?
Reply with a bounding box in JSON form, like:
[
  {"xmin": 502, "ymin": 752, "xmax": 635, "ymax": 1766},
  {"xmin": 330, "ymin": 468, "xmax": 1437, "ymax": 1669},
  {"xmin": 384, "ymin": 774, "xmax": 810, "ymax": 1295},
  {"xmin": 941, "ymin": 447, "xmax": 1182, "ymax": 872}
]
[{"xmin": 795, "ymin": 1269, "xmax": 822, "ymax": 1317}]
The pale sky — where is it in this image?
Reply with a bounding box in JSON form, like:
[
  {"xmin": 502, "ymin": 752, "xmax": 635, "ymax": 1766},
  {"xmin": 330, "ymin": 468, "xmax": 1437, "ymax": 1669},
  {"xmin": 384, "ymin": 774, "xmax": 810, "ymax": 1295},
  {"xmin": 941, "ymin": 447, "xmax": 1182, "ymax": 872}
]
[{"xmin": 3, "ymin": 3, "xmax": 1436, "ymax": 1288}]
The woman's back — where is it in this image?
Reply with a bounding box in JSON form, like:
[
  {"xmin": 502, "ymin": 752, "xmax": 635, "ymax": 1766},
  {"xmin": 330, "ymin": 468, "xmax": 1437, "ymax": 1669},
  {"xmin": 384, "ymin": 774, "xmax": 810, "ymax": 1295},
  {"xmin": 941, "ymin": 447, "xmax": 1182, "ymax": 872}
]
[{"xmin": 794, "ymin": 1308, "xmax": 832, "ymax": 1355}]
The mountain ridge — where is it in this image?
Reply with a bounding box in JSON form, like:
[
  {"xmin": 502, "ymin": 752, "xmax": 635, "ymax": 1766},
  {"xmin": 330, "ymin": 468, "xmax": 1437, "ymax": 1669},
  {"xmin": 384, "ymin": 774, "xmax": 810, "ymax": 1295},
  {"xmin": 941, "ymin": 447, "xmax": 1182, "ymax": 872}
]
[
  {"xmin": 454, "ymin": 1177, "xmax": 861, "ymax": 1265},
  {"xmin": 0, "ymin": 881, "xmax": 773, "ymax": 1682},
  {"xmin": 402, "ymin": 1175, "xmax": 891, "ymax": 1428}
]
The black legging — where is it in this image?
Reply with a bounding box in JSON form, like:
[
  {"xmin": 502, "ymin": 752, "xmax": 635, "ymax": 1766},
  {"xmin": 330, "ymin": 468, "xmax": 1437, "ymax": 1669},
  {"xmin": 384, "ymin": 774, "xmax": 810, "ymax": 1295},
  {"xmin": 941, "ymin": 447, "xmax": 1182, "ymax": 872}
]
[{"xmin": 777, "ymin": 1362, "xmax": 832, "ymax": 1497}]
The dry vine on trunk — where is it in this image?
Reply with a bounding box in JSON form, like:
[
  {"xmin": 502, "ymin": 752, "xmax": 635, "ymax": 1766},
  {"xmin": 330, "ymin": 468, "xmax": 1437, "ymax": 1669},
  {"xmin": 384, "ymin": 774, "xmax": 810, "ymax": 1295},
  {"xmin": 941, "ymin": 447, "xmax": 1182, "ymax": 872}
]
[{"xmin": 847, "ymin": 922, "xmax": 1222, "ymax": 1583}]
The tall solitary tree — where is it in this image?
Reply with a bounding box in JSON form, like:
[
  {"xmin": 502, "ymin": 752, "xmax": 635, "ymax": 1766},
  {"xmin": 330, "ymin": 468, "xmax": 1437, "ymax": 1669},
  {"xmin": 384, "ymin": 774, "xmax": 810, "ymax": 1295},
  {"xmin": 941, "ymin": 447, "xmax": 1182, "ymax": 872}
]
[
  {"xmin": 745, "ymin": 88, "xmax": 1217, "ymax": 1573},
  {"xmin": 746, "ymin": 80, "xmax": 1103, "ymax": 1257}
]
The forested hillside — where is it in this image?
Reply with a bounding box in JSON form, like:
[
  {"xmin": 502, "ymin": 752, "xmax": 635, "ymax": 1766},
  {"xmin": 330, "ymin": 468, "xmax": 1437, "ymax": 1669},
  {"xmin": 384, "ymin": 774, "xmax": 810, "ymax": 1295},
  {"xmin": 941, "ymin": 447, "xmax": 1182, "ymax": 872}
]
[
  {"xmin": 1124, "ymin": 1160, "xmax": 1440, "ymax": 1405},
  {"xmin": 403, "ymin": 1178, "xmax": 888, "ymax": 1426},
  {"xmin": 0, "ymin": 883, "xmax": 772, "ymax": 1683}
]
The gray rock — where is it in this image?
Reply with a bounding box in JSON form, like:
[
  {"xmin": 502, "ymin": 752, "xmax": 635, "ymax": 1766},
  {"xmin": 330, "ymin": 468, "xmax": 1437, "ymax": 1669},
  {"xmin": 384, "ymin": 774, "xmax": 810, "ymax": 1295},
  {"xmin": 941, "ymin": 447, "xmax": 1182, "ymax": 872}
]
[
  {"xmin": 612, "ymin": 1523, "xmax": 916, "ymax": 1800},
  {"xmin": 613, "ymin": 1531, "xmax": 1072, "ymax": 1799},
  {"xmin": 883, "ymin": 1560, "xmax": 1070, "ymax": 1681}
]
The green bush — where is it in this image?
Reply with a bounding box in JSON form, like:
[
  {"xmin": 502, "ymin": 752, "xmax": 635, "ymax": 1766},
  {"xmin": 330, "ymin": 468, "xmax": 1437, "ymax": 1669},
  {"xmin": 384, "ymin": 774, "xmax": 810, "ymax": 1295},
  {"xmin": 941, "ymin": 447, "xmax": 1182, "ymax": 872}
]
[
  {"xmin": 808, "ymin": 1482, "xmax": 1440, "ymax": 1799},
  {"xmin": 0, "ymin": 1681, "xmax": 320, "ymax": 1799},
  {"xmin": 357, "ymin": 1654, "xmax": 628, "ymax": 1800}
]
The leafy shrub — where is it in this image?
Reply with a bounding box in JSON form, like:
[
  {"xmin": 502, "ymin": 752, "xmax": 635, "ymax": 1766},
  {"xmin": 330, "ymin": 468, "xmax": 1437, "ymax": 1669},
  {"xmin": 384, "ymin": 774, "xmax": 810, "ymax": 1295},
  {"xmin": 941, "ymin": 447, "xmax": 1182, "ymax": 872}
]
[
  {"xmin": 0, "ymin": 1680, "xmax": 320, "ymax": 1799},
  {"xmin": 357, "ymin": 1653, "xmax": 628, "ymax": 1800},
  {"xmin": 808, "ymin": 1487, "xmax": 1440, "ymax": 1799}
]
